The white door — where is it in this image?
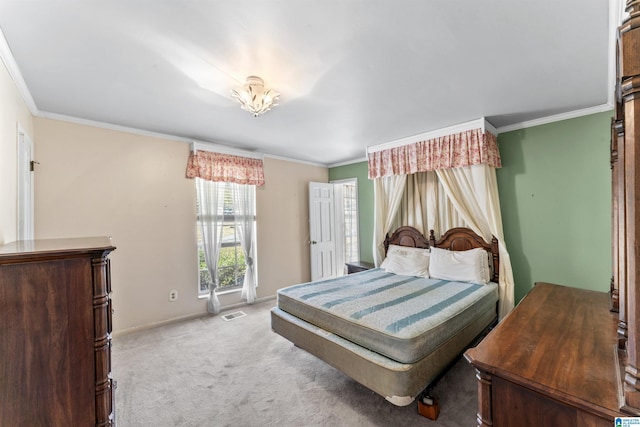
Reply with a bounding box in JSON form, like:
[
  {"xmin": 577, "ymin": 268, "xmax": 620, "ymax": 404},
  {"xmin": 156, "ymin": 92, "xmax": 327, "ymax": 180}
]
[
  {"xmin": 17, "ymin": 125, "xmax": 34, "ymax": 241},
  {"xmin": 309, "ymin": 182, "xmax": 337, "ymax": 281}
]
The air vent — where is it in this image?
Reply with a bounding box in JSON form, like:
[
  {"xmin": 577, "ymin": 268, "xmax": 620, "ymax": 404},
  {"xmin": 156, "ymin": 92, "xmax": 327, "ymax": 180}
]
[{"xmin": 221, "ymin": 311, "xmax": 247, "ymax": 321}]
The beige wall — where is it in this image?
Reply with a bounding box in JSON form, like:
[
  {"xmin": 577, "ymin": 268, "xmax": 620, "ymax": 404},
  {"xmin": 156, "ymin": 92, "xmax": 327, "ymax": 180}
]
[
  {"xmin": 0, "ymin": 60, "xmax": 33, "ymax": 244},
  {"xmin": 33, "ymin": 117, "xmax": 327, "ymax": 333},
  {"xmin": 257, "ymin": 157, "xmax": 327, "ymax": 294}
]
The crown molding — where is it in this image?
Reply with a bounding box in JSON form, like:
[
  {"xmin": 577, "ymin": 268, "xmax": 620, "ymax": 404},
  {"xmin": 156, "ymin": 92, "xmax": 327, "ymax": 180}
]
[
  {"xmin": 37, "ymin": 110, "xmax": 200, "ymax": 143},
  {"xmin": 262, "ymin": 153, "xmax": 327, "ymax": 168},
  {"xmin": 367, "ymin": 117, "xmax": 496, "ymax": 154},
  {"xmin": 496, "ymin": 104, "xmax": 613, "ymax": 133},
  {"xmin": 328, "ymin": 157, "xmax": 368, "ymax": 168},
  {"xmin": 336, "ymin": 102, "xmax": 614, "ymax": 166},
  {"xmin": 37, "ymin": 110, "xmax": 327, "ymax": 167},
  {"xmin": 2, "ymin": 4, "xmax": 622, "ymax": 169},
  {"xmin": 191, "ymin": 141, "xmax": 263, "ymax": 159},
  {"xmin": 0, "ymin": 27, "xmax": 38, "ymax": 114}
]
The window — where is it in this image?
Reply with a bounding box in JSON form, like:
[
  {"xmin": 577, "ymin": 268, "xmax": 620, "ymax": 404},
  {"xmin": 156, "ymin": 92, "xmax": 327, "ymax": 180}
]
[
  {"xmin": 332, "ymin": 178, "xmax": 360, "ymax": 269},
  {"xmin": 197, "ymin": 181, "xmax": 256, "ymax": 295},
  {"xmin": 342, "ymin": 180, "xmax": 359, "ymax": 263}
]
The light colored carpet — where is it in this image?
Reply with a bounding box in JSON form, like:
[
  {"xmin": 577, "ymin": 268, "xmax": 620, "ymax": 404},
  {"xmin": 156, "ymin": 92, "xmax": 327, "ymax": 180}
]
[{"xmin": 112, "ymin": 299, "xmax": 477, "ymax": 426}]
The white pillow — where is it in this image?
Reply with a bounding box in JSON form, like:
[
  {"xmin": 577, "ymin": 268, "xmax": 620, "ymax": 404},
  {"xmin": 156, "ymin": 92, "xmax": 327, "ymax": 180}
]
[
  {"xmin": 428, "ymin": 246, "xmax": 490, "ymax": 284},
  {"xmin": 380, "ymin": 244, "xmax": 430, "ymax": 278}
]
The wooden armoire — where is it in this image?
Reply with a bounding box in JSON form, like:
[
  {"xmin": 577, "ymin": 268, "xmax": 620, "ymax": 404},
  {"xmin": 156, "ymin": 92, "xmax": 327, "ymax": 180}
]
[{"xmin": 0, "ymin": 237, "xmax": 116, "ymax": 426}]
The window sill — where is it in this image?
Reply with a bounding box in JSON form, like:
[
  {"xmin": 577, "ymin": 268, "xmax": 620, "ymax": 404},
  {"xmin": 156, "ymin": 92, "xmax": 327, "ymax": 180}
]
[
  {"xmin": 216, "ymin": 287, "xmax": 243, "ymax": 296},
  {"xmin": 198, "ymin": 287, "xmax": 242, "ymax": 298}
]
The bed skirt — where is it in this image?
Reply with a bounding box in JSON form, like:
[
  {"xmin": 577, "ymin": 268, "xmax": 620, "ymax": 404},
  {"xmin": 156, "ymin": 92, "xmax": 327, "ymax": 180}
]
[{"xmin": 270, "ymin": 306, "xmax": 496, "ymax": 406}]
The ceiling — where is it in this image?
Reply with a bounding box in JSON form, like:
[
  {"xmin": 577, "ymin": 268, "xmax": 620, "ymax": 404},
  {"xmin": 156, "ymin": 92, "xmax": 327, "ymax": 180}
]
[{"xmin": 0, "ymin": 1, "xmax": 613, "ymax": 165}]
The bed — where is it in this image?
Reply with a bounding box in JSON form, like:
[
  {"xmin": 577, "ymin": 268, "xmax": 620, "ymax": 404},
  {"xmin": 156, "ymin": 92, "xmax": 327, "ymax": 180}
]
[{"xmin": 270, "ymin": 226, "xmax": 499, "ymax": 406}]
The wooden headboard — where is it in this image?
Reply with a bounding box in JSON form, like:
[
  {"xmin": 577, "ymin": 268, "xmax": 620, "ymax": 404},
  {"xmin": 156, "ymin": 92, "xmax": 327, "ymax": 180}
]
[
  {"xmin": 384, "ymin": 226, "xmax": 500, "ymax": 282},
  {"xmin": 383, "ymin": 226, "xmax": 430, "ymax": 253}
]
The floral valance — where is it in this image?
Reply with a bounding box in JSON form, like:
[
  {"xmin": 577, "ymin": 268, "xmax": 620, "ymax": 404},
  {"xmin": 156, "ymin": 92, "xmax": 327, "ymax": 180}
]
[
  {"xmin": 186, "ymin": 150, "xmax": 265, "ymax": 186},
  {"xmin": 367, "ymin": 128, "xmax": 501, "ymax": 179}
]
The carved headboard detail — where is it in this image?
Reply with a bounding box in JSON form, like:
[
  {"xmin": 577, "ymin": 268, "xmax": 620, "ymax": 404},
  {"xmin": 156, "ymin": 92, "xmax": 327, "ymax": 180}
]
[
  {"xmin": 383, "ymin": 226, "xmax": 500, "ymax": 283},
  {"xmin": 431, "ymin": 227, "xmax": 500, "ymax": 283},
  {"xmin": 383, "ymin": 226, "xmax": 430, "ymax": 255}
]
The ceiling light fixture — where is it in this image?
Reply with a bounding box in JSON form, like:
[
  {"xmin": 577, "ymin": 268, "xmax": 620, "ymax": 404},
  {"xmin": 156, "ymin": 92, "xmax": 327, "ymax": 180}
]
[{"xmin": 231, "ymin": 76, "xmax": 280, "ymax": 117}]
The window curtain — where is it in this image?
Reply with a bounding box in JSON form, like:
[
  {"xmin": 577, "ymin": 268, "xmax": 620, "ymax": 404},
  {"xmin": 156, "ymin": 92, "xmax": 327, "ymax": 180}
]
[
  {"xmin": 186, "ymin": 150, "xmax": 265, "ymax": 186},
  {"xmin": 231, "ymin": 183, "xmax": 257, "ymax": 304},
  {"xmin": 196, "ymin": 178, "xmax": 224, "ymax": 314},
  {"xmin": 188, "ymin": 149, "xmax": 263, "ymax": 313}
]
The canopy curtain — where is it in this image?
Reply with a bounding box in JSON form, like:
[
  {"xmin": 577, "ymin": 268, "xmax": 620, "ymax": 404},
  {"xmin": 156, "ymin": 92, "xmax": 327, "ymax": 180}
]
[
  {"xmin": 369, "ymin": 126, "xmax": 514, "ymax": 318},
  {"xmin": 231, "ymin": 183, "xmax": 257, "ymax": 304},
  {"xmin": 373, "ymin": 175, "xmax": 407, "ymax": 264},
  {"xmin": 398, "ymin": 173, "xmax": 429, "ymax": 234},
  {"xmin": 196, "ymin": 178, "xmax": 224, "ymax": 314},
  {"xmin": 435, "ymin": 165, "xmax": 515, "ymax": 318},
  {"xmin": 374, "ymin": 171, "xmax": 467, "ymax": 265},
  {"xmin": 368, "ymin": 128, "xmax": 501, "ymax": 179},
  {"xmin": 395, "ymin": 171, "xmax": 467, "ymax": 237}
]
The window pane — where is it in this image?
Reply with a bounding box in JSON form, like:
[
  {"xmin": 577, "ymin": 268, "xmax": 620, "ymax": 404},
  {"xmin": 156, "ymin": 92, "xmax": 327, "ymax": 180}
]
[
  {"xmin": 217, "ymin": 245, "xmax": 246, "ymax": 290},
  {"xmin": 196, "ymin": 180, "xmax": 256, "ymax": 295},
  {"xmin": 343, "ymin": 181, "xmax": 359, "ymax": 263},
  {"xmin": 222, "ymin": 223, "xmax": 236, "ymax": 245}
]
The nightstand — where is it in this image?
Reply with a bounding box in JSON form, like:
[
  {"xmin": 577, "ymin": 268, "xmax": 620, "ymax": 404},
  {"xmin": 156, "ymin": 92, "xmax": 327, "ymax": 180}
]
[{"xmin": 345, "ymin": 261, "xmax": 375, "ymax": 274}]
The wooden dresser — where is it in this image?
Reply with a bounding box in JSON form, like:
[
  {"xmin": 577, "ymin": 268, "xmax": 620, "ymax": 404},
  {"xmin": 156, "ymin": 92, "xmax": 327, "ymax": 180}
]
[
  {"xmin": 465, "ymin": 282, "xmax": 623, "ymax": 427},
  {"xmin": 0, "ymin": 237, "xmax": 116, "ymax": 426}
]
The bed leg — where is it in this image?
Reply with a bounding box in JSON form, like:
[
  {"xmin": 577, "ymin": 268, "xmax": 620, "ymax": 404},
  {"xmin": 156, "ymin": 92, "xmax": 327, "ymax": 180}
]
[{"xmin": 417, "ymin": 393, "xmax": 440, "ymax": 420}]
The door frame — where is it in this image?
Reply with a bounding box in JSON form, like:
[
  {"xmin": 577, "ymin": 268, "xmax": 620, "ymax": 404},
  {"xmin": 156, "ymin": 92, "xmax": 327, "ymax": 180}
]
[{"xmin": 17, "ymin": 123, "xmax": 34, "ymax": 241}]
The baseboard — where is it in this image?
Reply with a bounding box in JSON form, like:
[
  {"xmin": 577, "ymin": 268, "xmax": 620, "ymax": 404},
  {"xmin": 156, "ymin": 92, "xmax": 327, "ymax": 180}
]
[
  {"xmin": 219, "ymin": 295, "xmax": 275, "ymax": 312},
  {"xmin": 112, "ymin": 295, "xmax": 277, "ymax": 337}
]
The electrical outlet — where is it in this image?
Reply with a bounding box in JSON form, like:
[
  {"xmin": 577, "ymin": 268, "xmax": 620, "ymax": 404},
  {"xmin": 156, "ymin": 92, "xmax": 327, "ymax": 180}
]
[{"xmin": 169, "ymin": 290, "xmax": 178, "ymax": 302}]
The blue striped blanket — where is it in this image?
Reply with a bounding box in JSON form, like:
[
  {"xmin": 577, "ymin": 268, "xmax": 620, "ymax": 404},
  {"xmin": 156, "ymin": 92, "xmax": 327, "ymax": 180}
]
[{"xmin": 277, "ymin": 268, "xmax": 498, "ymax": 363}]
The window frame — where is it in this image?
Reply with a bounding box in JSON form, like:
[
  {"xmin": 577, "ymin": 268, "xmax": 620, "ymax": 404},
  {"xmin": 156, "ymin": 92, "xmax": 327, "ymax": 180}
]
[
  {"xmin": 196, "ymin": 182, "xmax": 257, "ymax": 296},
  {"xmin": 331, "ymin": 178, "xmax": 360, "ymax": 271}
]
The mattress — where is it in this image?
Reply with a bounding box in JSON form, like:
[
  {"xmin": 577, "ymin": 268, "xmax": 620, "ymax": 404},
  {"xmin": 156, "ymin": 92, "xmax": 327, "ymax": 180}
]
[
  {"xmin": 271, "ymin": 304, "xmax": 497, "ymax": 405},
  {"xmin": 277, "ymin": 268, "xmax": 498, "ymax": 364}
]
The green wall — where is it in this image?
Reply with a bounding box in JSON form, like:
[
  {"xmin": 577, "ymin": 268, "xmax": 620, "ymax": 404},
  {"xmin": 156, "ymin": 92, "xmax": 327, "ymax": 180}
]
[
  {"xmin": 497, "ymin": 111, "xmax": 613, "ymax": 302},
  {"xmin": 329, "ymin": 162, "xmax": 374, "ymax": 263},
  {"xmin": 329, "ymin": 111, "xmax": 614, "ymax": 305}
]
